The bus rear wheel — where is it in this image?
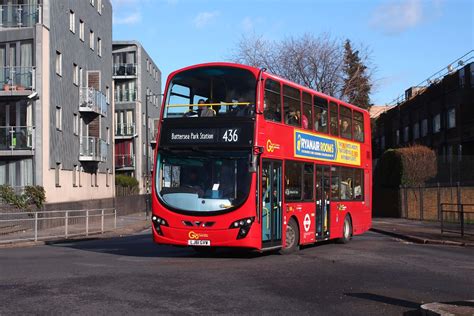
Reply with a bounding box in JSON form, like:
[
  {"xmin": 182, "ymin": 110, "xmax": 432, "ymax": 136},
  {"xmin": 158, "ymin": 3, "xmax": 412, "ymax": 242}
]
[
  {"xmin": 281, "ymin": 218, "xmax": 299, "ymax": 254},
  {"xmin": 337, "ymin": 215, "xmax": 352, "ymax": 244}
]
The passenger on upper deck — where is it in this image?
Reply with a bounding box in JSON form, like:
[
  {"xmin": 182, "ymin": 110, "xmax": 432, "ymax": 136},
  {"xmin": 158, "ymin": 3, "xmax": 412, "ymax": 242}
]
[
  {"xmin": 183, "ymin": 105, "xmax": 198, "ymax": 117},
  {"xmin": 200, "ymin": 99, "xmax": 216, "ymax": 117},
  {"xmin": 341, "ymin": 119, "xmax": 351, "ymax": 139}
]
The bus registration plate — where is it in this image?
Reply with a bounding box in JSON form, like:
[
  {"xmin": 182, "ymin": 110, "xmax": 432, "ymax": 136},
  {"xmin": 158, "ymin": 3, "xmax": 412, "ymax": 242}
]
[{"xmin": 188, "ymin": 240, "xmax": 210, "ymax": 246}]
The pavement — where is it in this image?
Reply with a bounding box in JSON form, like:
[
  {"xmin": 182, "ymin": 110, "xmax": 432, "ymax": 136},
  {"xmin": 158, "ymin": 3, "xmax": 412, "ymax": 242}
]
[
  {"xmin": 0, "ymin": 212, "xmax": 150, "ymax": 249},
  {"xmin": 371, "ymin": 218, "xmax": 474, "ymax": 247}
]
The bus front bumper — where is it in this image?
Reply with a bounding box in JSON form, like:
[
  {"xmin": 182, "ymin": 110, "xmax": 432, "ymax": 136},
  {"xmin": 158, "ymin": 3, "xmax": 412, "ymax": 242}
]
[{"xmin": 152, "ymin": 224, "xmax": 260, "ymax": 249}]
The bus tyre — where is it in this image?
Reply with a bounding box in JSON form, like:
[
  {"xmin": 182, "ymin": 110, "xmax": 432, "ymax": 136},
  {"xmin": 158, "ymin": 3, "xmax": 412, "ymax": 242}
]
[
  {"xmin": 281, "ymin": 218, "xmax": 299, "ymax": 254},
  {"xmin": 337, "ymin": 216, "xmax": 352, "ymax": 244}
]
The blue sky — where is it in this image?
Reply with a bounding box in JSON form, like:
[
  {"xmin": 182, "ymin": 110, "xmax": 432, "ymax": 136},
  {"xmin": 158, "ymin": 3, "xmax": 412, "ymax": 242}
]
[{"xmin": 111, "ymin": 0, "xmax": 474, "ymax": 105}]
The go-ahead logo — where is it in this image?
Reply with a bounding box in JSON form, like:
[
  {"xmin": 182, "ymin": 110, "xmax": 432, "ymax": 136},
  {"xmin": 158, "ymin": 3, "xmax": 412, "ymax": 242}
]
[
  {"xmin": 188, "ymin": 231, "xmax": 209, "ymax": 240},
  {"xmin": 266, "ymin": 139, "xmax": 280, "ymax": 153}
]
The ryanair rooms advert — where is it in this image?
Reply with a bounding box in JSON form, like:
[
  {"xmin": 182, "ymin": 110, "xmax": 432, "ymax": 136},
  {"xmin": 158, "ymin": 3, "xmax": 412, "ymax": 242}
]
[{"xmin": 294, "ymin": 130, "xmax": 361, "ymax": 166}]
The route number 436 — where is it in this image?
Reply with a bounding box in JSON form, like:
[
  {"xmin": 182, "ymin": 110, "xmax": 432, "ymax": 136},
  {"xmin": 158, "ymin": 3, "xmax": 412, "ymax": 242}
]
[{"xmin": 222, "ymin": 129, "xmax": 239, "ymax": 142}]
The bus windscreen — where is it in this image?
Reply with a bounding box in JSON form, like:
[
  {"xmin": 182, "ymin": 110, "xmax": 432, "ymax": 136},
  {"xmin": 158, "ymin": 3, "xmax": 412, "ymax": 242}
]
[
  {"xmin": 156, "ymin": 150, "xmax": 252, "ymax": 214},
  {"xmin": 164, "ymin": 67, "xmax": 256, "ymax": 118}
]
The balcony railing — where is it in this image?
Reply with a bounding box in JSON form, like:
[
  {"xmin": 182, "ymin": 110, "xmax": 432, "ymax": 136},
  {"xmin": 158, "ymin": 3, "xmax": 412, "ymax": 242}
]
[
  {"xmin": 79, "ymin": 87, "xmax": 108, "ymax": 116},
  {"xmin": 113, "ymin": 64, "xmax": 137, "ymax": 77},
  {"xmin": 0, "ymin": 67, "xmax": 35, "ymax": 91},
  {"xmin": 0, "ymin": 4, "xmax": 42, "ymax": 28},
  {"xmin": 0, "ymin": 126, "xmax": 34, "ymax": 152},
  {"xmin": 115, "ymin": 123, "xmax": 136, "ymax": 137},
  {"xmin": 79, "ymin": 137, "xmax": 107, "ymax": 162},
  {"xmin": 115, "ymin": 89, "xmax": 137, "ymax": 103},
  {"xmin": 115, "ymin": 154, "xmax": 135, "ymax": 169}
]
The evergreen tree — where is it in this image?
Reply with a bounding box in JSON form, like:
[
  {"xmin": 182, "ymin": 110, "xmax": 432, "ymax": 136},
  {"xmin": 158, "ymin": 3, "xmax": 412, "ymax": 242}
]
[{"xmin": 342, "ymin": 40, "xmax": 372, "ymax": 110}]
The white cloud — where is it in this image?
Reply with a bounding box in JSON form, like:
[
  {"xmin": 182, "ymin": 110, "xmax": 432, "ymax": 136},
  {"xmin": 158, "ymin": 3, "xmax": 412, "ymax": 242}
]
[
  {"xmin": 114, "ymin": 11, "xmax": 141, "ymax": 25},
  {"xmin": 370, "ymin": 0, "xmax": 427, "ymax": 35},
  {"xmin": 241, "ymin": 17, "xmax": 253, "ymax": 32},
  {"xmin": 193, "ymin": 11, "xmax": 220, "ymax": 28}
]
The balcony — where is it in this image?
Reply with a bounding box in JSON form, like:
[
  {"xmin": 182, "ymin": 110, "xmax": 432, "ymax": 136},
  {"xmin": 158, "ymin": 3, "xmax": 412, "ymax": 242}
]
[
  {"xmin": 79, "ymin": 137, "xmax": 107, "ymax": 162},
  {"xmin": 115, "ymin": 89, "xmax": 137, "ymax": 103},
  {"xmin": 0, "ymin": 126, "xmax": 34, "ymax": 156},
  {"xmin": 113, "ymin": 63, "xmax": 137, "ymax": 78},
  {"xmin": 0, "ymin": 67, "xmax": 35, "ymax": 96},
  {"xmin": 79, "ymin": 87, "xmax": 108, "ymax": 117},
  {"xmin": 115, "ymin": 123, "xmax": 136, "ymax": 139},
  {"xmin": 0, "ymin": 4, "xmax": 42, "ymax": 29},
  {"xmin": 115, "ymin": 154, "xmax": 135, "ymax": 170}
]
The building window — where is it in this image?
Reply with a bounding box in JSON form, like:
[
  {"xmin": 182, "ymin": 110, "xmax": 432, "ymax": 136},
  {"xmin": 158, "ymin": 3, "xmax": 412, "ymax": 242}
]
[
  {"xmin": 97, "ymin": 37, "xmax": 102, "ymax": 57},
  {"xmin": 55, "ymin": 51, "xmax": 62, "ymax": 76},
  {"xmin": 56, "ymin": 106, "xmax": 62, "ymax": 130},
  {"xmin": 106, "ymin": 86, "xmax": 110, "ymax": 104},
  {"xmin": 69, "ymin": 10, "xmax": 75, "ymax": 33},
  {"xmin": 97, "ymin": 0, "xmax": 102, "ymax": 14},
  {"xmin": 413, "ymin": 122, "xmax": 419, "ymax": 140},
  {"xmin": 55, "ymin": 163, "xmax": 61, "ymax": 187},
  {"xmin": 90, "ymin": 0, "xmax": 95, "ymax": 6},
  {"xmin": 90, "ymin": 30, "xmax": 94, "ymax": 50},
  {"xmin": 79, "ymin": 20, "xmax": 84, "ymax": 41},
  {"xmin": 395, "ymin": 129, "xmax": 400, "ymax": 145},
  {"xmin": 459, "ymin": 68, "xmax": 465, "ymax": 88},
  {"xmin": 106, "ymin": 127, "xmax": 110, "ymax": 144},
  {"xmin": 73, "ymin": 165, "xmax": 78, "ymax": 187},
  {"xmin": 470, "ymin": 64, "xmax": 474, "ymax": 88},
  {"xmin": 106, "ymin": 168, "xmax": 110, "ymax": 187},
  {"xmin": 447, "ymin": 108, "xmax": 456, "ymax": 129},
  {"xmin": 95, "ymin": 172, "xmax": 99, "ymax": 187},
  {"xmin": 73, "ymin": 63, "xmax": 79, "ymax": 85},
  {"xmin": 421, "ymin": 119, "xmax": 428, "ymax": 137},
  {"xmin": 433, "ymin": 114, "xmax": 441, "ymax": 133},
  {"xmin": 79, "ymin": 167, "xmax": 82, "ymax": 187},
  {"xmin": 403, "ymin": 126, "xmax": 409, "ymax": 142},
  {"xmin": 79, "ymin": 67, "xmax": 83, "ymax": 87},
  {"xmin": 73, "ymin": 113, "xmax": 79, "ymax": 135}
]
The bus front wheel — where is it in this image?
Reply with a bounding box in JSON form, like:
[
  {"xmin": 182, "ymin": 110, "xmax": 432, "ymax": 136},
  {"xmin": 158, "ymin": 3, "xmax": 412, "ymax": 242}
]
[
  {"xmin": 337, "ymin": 215, "xmax": 352, "ymax": 244},
  {"xmin": 281, "ymin": 218, "xmax": 299, "ymax": 254}
]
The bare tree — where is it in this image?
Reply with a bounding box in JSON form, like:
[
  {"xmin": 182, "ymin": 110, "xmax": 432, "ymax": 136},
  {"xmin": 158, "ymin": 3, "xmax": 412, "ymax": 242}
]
[{"xmin": 229, "ymin": 33, "xmax": 374, "ymax": 107}]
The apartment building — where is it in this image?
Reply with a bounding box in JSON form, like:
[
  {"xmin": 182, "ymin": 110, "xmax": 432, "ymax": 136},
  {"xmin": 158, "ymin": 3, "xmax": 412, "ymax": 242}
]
[
  {"xmin": 373, "ymin": 51, "xmax": 474, "ymax": 183},
  {"xmin": 0, "ymin": 0, "xmax": 114, "ymax": 205},
  {"xmin": 113, "ymin": 41, "xmax": 161, "ymax": 194}
]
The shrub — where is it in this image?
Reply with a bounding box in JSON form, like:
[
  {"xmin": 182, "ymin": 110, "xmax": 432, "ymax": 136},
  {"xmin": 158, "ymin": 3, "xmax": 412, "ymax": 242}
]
[
  {"xmin": 115, "ymin": 174, "xmax": 139, "ymax": 188},
  {"xmin": 0, "ymin": 185, "xmax": 46, "ymax": 210},
  {"xmin": 375, "ymin": 145, "xmax": 437, "ymax": 188},
  {"xmin": 24, "ymin": 186, "xmax": 46, "ymax": 209}
]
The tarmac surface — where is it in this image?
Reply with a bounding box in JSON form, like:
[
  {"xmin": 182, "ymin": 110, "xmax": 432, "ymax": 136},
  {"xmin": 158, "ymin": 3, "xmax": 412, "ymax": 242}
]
[{"xmin": 1, "ymin": 226, "xmax": 473, "ymax": 315}]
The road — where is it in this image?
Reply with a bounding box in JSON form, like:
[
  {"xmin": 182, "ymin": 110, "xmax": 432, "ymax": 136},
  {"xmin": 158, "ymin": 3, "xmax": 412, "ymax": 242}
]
[{"xmin": 0, "ymin": 231, "xmax": 472, "ymax": 315}]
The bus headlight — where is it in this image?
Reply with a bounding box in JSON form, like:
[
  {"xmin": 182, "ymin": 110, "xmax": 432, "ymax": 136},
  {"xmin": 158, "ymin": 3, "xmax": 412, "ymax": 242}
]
[
  {"xmin": 152, "ymin": 215, "xmax": 168, "ymax": 236},
  {"xmin": 229, "ymin": 217, "xmax": 254, "ymax": 239}
]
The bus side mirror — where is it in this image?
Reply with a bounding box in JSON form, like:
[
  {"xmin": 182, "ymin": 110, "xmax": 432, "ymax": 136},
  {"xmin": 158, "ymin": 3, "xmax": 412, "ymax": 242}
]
[{"xmin": 249, "ymin": 153, "xmax": 257, "ymax": 173}]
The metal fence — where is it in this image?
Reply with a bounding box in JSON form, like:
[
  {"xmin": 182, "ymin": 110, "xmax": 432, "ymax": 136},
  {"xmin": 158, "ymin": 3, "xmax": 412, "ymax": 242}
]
[
  {"xmin": 0, "ymin": 208, "xmax": 116, "ymax": 244},
  {"xmin": 440, "ymin": 203, "xmax": 474, "ymax": 237}
]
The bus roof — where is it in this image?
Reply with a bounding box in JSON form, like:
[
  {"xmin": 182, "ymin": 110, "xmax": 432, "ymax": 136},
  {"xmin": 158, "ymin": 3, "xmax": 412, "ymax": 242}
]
[{"xmin": 167, "ymin": 62, "xmax": 369, "ymax": 116}]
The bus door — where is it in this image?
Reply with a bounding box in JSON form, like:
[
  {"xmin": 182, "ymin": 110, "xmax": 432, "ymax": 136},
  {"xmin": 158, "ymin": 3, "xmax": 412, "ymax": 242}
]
[
  {"xmin": 315, "ymin": 165, "xmax": 330, "ymax": 240},
  {"xmin": 261, "ymin": 160, "xmax": 282, "ymax": 247}
]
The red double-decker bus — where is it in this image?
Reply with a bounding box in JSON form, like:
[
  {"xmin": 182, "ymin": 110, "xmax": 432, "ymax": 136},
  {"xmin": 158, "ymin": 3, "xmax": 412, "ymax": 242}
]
[{"xmin": 151, "ymin": 62, "xmax": 372, "ymax": 253}]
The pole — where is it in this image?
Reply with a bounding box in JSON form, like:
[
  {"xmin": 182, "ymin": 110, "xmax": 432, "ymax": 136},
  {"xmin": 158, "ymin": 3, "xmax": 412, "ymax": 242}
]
[{"xmin": 145, "ymin": 94, "xmax": 150, "ymax": 219}]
